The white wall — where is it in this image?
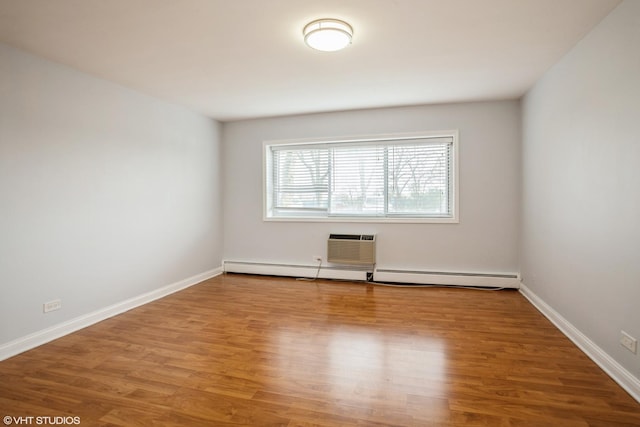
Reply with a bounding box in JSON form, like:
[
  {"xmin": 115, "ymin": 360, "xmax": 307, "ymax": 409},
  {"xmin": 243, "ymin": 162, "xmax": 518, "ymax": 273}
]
[
  {"xmin": 521, "ymin": 0, "xmax": 640, "ymax": 381},
  {"xmin": 223, "ymin": 101, "xmax": 521, "ymax": 275},
  {"xmin": 0, "ymin": 44, "xmax": 223, "ymax": 346}
]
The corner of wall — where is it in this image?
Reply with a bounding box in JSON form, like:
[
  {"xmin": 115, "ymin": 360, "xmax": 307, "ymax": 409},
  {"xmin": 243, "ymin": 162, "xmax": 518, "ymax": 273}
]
[{"xmin": 519, "ymin": 281, "xmax": 640, "ymax": 403}]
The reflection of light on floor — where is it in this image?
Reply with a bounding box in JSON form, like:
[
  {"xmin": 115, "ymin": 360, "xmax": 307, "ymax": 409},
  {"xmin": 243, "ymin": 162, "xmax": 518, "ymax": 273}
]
[
  {"xmin": 328, "ymin": 330, "xmax": 447, "ymax": 400},
  {"xmin": 275, "ymin": 331, "xmax": 431, "ymax": 421},
  {"xmin": 273, "ymin": 327, "xmax": 447, "ymax": 419},
  {"xmin": 328, "ymin": 330, "xmax": 383, "ymax": 378}
]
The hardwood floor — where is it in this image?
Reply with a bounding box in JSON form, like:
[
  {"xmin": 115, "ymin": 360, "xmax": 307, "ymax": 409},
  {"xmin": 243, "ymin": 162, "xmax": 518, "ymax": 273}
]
[{"xmin": 1, "ymin": 273, "xmax": 639, "ymax": 426}]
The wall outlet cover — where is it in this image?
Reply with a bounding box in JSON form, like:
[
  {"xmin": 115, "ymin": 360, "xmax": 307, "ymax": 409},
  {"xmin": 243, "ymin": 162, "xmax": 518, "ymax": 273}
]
[
  {"xmin": 620, "ymin": 331, "xmax": 637, "ymax": 354},
  {"xmin": 43, "ymin": 299, "xmax": 62, "ymax": 313}
]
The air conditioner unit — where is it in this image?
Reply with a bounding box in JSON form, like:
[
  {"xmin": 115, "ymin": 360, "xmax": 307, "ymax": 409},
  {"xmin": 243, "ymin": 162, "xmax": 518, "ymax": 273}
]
[{"xmin": 327, "ymin": 234, "xmax": 376, "ymax": 265}]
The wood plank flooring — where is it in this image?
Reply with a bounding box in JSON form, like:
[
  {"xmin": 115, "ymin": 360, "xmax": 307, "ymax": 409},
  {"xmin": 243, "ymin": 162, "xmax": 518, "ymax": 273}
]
[{"xmin": 1, "ymin": 273, "xmax": 639, "ymax": 426}]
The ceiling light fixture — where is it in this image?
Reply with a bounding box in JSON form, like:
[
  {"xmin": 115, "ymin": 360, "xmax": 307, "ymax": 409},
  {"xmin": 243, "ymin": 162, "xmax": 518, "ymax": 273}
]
[{"xmin": 303, "ymin": 18, "xmax": 353, "ymax": 52}]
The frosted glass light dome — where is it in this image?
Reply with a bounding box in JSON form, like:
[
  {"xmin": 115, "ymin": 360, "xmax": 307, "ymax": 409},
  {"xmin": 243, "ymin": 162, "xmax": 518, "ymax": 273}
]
[{"xmin": 303, "ymin": 19, "xmax": 353, "ymax": 52}]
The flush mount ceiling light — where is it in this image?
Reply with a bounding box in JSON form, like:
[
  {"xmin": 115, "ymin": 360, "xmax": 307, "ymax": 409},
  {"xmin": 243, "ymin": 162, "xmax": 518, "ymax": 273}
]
[{"xmin": 303, "ymin": 18, "xmax": 353, "ymax": 52}]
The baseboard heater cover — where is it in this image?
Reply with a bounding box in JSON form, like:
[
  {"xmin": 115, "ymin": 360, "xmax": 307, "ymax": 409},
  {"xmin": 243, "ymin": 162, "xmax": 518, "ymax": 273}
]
[
  {"xmin": 374, "ymin": 268, "xmax": 520, "ymax": 288},
  {"xmin": 223, "ymin": 261, "xmax": 369, "ymax": 281},
  {"xmin": 223, "ymin": 262, "xmax": 519, "ymax": 288}
]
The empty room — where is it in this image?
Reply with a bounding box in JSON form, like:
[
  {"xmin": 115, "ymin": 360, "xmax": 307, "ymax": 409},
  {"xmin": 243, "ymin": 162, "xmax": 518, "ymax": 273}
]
[{"xmin": 1, "ymin": 0, "xmax": 639, "ymax": 425}]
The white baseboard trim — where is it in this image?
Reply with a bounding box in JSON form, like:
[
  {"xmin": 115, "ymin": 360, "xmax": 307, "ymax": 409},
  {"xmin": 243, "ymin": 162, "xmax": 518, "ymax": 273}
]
[
  {"xmin": 374, "ymin": 268, "xmax": 520, "ymax": 288},
  {"xmin": 0, "ymin": 267, "xmax": 223, "ymax": 362},
  {"xmin": 519, "ymin": 282, "xmax": 640, "ymax": 404},
  {"xmin": 224, "ymin": 260, "xmax": 369, "ymax": 281}
]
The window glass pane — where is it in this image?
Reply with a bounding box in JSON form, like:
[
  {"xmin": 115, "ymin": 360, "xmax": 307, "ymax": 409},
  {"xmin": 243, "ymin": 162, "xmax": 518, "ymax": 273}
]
[
  {"xmin": 330, "ymin": 145, "xmax": 385, "ymax": 215},
  {"xmin": 387, "ymin": 143, "xmax": 450, "ymax": 216},
  {"xmin": 273, "ymin": 148, "xmax": 329, "ymax": 212},
  {"xmin": 266, "ymin": 134, "xmax": 455, "ymax": 221}
]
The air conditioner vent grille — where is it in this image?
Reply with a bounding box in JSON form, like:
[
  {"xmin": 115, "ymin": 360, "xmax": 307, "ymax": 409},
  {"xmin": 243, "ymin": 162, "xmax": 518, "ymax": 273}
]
[{"xmin": 327, "ymin": 234, "xmax": 376, "ymax": 265}]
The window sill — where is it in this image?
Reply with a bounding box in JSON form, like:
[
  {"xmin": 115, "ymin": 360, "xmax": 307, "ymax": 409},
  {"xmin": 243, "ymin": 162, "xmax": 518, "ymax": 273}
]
[{"xmin": 263, "ymin": 216, "xmax": 459, "ymax": 224}]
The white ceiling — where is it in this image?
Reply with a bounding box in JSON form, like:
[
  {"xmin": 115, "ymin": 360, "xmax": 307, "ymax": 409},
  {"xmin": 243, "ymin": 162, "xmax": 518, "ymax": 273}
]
[{"xmin": 0, "ymin": 0, "xmax": 620, "ymax": 121}]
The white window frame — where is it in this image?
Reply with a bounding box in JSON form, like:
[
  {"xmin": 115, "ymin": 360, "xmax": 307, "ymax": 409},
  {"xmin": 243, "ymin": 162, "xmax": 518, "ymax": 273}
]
[{"xmin": 263, "ymin": 130, "xmax": 459, "ymax": 223}]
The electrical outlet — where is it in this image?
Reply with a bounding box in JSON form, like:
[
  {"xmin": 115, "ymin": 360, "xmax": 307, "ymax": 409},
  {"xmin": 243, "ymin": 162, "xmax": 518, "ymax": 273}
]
[
  {"xmin": 620, "ymin": 331, "xmax": 637, "ymax": 354},
  {"xmin": 313, "ymin": 255, "xmax": 322, "ymax": 263},
  {"xmin": 43, "ymin": 299, "xmax": 62, "ymax": 313}
]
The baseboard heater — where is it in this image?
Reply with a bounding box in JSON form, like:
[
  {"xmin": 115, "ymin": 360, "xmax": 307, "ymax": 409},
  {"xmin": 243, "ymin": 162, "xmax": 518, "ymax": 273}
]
[
  {"xmin": 223, "ymin": 261, "xmax": 369, "ymax": 281},
  {"xmin": 374, "ymin": 269, "xmax": 520, "ymax": 289},
  {"xmin": 224, "ymin": 262, "xmax": 519, "ymax": 288}
]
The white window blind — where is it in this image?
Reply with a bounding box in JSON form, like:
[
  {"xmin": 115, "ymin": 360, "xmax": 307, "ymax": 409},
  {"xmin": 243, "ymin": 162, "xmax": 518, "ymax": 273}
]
[
  {"xmin": 272, "ymin": 148, "xmax": 329, "ymax": 214},
  {"xmin": 266, "ymin": 133, "xmax": 456, "ymax": 221}
]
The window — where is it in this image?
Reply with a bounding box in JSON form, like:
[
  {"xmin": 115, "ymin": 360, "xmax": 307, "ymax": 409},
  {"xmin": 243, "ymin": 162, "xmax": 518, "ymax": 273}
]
[{"xmin": 264, "ymin": 131, "xmax": 458, "ymax": 222}]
